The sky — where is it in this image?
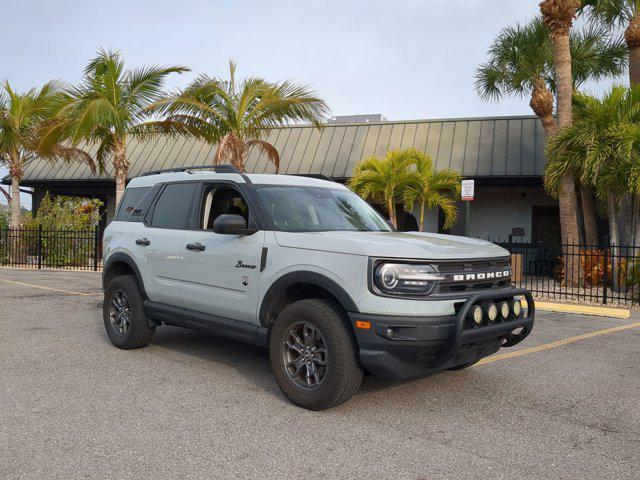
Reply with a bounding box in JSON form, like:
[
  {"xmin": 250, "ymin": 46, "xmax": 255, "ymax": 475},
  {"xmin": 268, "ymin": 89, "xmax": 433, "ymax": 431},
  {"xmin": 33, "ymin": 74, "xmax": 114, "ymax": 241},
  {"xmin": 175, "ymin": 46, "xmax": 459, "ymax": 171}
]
[{"xmin": 0, "ymin": 0, "xmax": 627, "ymax": 209}]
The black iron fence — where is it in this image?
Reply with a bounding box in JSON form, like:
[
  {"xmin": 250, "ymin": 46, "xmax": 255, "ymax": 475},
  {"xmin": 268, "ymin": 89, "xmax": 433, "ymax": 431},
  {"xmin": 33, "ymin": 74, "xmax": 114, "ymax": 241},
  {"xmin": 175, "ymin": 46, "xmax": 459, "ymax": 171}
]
[
  {"xmin": 493, "ymin": 238, "xmax": 640, "ymax": 307},
  {"xmin": 0, "ymin": 226, "xmax": 102, "ymax": 271},
  {"xmin": 0, "ymin": 226, "xmax": 638, "ymax": 306}
]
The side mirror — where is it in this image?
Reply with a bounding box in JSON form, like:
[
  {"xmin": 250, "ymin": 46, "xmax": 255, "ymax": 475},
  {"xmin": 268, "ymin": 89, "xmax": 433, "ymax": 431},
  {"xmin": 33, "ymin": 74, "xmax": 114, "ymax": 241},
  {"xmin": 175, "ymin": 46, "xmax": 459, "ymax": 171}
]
[{"xmin": 212, "ymin": 214, "xmax": 257, "ymax": 235}]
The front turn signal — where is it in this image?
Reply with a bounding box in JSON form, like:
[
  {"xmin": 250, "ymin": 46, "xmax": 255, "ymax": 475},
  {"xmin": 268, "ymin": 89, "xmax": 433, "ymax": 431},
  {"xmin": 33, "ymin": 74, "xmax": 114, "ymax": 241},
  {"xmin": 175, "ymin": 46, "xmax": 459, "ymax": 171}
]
[{"xmin": 355, "ymin": 320, "xmax": 371, "ymax": 330}]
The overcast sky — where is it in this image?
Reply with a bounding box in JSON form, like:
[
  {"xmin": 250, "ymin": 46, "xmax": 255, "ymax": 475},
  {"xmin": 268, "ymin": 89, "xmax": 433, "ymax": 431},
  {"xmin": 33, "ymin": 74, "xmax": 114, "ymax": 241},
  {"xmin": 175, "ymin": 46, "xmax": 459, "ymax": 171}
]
[{"xmin": 0, "ymin": 0, "xmax": 627, "ymax": 208}]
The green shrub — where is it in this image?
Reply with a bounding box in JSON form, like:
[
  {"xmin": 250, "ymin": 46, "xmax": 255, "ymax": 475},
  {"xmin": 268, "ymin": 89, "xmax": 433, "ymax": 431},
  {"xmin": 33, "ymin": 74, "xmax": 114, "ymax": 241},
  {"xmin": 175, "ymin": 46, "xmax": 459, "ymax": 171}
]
[
  {"xmin": 20, "ymin": 194, "xmax": 103, "ymax": 267},
  {"xmin": 0, "ymin": 206, "xmax": 8, "ymax": 230},
  {"xmin": 23, "ymin": 194, "xmax": 102, "ymax": 230}
]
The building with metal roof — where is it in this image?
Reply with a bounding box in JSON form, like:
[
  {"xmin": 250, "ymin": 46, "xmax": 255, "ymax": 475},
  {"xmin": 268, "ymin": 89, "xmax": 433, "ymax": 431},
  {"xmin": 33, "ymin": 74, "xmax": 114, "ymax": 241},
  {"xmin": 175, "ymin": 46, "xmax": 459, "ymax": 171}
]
[{"xmin": 3, "ymin": 115, "xmax": 560, "ymax": 242}]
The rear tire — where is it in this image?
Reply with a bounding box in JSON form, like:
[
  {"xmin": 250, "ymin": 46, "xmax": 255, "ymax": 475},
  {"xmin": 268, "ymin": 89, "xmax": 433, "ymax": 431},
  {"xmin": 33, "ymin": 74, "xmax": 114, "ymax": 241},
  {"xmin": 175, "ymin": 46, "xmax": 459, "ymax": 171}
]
[
  {"xmin": 269, "ymin": 299, "xmax": 363, "ymax": 410},
  {"xmin": 103, "ymin": 275, "xmax": 155, "ymax": 349}
]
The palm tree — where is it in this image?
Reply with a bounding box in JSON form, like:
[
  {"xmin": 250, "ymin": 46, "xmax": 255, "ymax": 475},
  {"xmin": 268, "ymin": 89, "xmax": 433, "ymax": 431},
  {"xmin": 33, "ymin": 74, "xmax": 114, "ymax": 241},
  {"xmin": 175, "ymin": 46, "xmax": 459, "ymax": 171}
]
[
  {"xmin": 476, "ymin": 17, "xmax": 626, "ymax": 136},
  {"xmin": 538, "ymin": 0, "xmax": 583, "ymax": 285},
  {"xmin": 349, "ymin": 149, "xmax": 420, "ymax": 229},
  {"xmin": 545, "ymin": 86, "xmax": 640, "ymax": 286},
  {"xmin": 402, "ymin": 151, "xmax": 461, "ymax": 232},
  {"xmin": 151, "ymin": 60, "xmax": 329, "ymax": 173},
  {"xmin": 582, "ymin": 1, "xmax": 640, "ymax": 247},
  {"xmin": 0, "ymin": 81, "xmax": 93, "ymax": 228},
  {"xmin": 476, "ymin": 16, "xmax": 624, "ymax": 245},
  {"xmin": 582, "ymin": 0, "xmax": 640, "ymax": 84},
  {"xmin": 40, "ymin": 49, "xmax": 190, "ymax": 206}
]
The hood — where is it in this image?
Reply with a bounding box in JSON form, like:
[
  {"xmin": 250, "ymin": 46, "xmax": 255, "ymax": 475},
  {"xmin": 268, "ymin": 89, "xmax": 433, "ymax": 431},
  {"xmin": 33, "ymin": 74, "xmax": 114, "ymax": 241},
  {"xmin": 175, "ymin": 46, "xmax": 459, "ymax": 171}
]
[{"xmin": 274, "ymin": 231, "xmax": 509, "ymax": 260}]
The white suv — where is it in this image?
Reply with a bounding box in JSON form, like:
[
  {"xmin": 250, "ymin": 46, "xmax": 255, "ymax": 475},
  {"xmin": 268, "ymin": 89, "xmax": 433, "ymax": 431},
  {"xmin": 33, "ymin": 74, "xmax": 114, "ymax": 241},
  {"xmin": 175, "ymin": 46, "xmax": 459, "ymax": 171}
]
[{"xmin": 102, "ymin": 165, "xmax": 535, "ymax": 410}]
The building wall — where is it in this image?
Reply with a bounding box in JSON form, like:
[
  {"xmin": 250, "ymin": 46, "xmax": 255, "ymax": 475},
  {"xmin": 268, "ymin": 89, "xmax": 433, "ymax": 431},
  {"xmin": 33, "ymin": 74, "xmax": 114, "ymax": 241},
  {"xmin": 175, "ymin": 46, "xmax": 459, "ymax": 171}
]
[
  {"xmin": 105, "ymin": 194, "xmax": 117, "ymax": 224},
  {"xmin": 30, "ymin": 180, "xmax": 558, "ymax": 243},
  {"xmin": 448, "ymin": 186, "xmax": 557, "ymax": 242}
]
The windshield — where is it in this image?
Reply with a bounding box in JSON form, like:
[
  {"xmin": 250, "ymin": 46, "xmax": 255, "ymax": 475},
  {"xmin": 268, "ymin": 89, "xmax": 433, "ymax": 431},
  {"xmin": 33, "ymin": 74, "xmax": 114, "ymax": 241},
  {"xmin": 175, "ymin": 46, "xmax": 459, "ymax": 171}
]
[{"xmin": 256, "ymin": 186, "xmax": 392, "ymax": 232}]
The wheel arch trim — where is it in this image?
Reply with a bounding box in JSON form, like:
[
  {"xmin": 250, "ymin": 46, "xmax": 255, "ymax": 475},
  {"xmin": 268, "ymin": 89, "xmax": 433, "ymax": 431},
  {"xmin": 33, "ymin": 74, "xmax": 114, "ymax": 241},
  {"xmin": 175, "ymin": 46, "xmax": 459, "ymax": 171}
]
[
  {"xmin": 259, "ymin": 270, "xmax": 359, "ymax": 327},
  {"xmin": 102, "ymin": 252, "xmax": 148, "ymax": 299}
]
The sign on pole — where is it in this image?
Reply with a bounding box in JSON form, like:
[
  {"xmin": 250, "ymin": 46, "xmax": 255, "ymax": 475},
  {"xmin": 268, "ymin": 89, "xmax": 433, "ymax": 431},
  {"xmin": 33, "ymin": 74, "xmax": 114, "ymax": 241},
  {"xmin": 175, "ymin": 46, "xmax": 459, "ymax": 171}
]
[{"xmin": 461, "ymin": 179, "xmax": 474, "ymax": 201}]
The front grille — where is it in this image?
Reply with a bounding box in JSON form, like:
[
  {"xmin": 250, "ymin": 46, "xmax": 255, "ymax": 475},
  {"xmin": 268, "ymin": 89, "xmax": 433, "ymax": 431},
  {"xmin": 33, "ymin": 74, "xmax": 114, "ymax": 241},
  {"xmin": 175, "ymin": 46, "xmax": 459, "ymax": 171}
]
[{"xmin": 434, "ymin": 257, "xmax": 511, "ymax": 297}]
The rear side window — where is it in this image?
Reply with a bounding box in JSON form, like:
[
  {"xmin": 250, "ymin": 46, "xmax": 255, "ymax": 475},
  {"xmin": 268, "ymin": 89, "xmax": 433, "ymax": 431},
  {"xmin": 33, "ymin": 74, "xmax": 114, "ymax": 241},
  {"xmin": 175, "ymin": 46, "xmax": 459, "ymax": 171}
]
[
  {"xmin": 149, "ymin": 183, "xmax": 197, "ymax": 229},
  {"xmin": 116, "ymin": 187, "xmax": 152, "ymax": 222}
]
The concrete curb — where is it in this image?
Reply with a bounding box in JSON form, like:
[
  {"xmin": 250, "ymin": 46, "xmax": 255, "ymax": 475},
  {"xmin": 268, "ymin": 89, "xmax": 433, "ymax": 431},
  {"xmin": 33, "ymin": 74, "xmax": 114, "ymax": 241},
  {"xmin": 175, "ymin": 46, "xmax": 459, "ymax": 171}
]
[{"xmin": 524, "ymin": 299, "xmax": 631, "ymax": 319}]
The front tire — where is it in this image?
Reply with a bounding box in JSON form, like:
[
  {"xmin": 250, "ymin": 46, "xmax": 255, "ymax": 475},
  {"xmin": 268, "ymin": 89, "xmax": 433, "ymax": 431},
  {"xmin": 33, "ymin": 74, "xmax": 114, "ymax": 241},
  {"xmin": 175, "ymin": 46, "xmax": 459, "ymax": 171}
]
[
  {"xmin": 269, "ymin": 299, "xmax": 363, "ymax": 410},
  {"xmin": 103, "ymin": 275, "xmax": 155, "ymax": 349}
]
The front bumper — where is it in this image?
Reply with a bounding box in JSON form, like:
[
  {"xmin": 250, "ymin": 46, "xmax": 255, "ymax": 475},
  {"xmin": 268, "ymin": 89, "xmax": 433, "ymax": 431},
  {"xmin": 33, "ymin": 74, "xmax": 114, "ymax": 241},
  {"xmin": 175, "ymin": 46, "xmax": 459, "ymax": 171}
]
[{"xmin": 349, "ymin": 288, "xmax": 535, "ymax": 379}]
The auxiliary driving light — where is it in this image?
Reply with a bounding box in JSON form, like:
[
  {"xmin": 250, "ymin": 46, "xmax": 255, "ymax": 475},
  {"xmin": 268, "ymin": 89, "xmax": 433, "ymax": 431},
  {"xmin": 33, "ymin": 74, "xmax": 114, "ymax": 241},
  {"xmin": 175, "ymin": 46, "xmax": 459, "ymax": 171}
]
[
  {"xmin": 499, "ymin": 301, "xmax": 510, "ymax": 319},
  {"xmin": 471, "ymin": 305, "xmax": 483, "ymax": 325},
  {"xmin": 512, "ymin": 299, "xmax": 523, "ymax": 317},
  {"xmin": 487, "ymin": 303, "xmax": 498, "ymax": 322}
]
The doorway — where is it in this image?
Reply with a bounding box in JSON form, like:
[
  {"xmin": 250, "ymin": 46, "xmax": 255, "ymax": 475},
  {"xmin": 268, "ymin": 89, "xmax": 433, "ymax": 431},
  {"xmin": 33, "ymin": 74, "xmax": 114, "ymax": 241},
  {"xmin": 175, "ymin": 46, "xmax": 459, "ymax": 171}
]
[{"xmin": 531, "ymin": 205, "xmax": 560, "ymax": 244}]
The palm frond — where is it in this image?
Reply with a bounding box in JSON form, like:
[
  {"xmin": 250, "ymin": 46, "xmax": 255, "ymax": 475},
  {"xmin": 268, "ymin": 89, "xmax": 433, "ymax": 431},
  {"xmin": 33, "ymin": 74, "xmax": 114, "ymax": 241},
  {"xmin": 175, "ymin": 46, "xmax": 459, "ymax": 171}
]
[
  {"xmin": 581, "ymin": 0, "xmax": 636, "ymax": 27},
  {"xmin": 350, "ymin": 148, "xmax": 421, "ymax": 217},
  {"xmin": 244, "ymin": 139, "xmax": 280, "ymax": 172},
  {"xmin": 477, "ymin": 13, "xmax": 626, "ymax": 104}
]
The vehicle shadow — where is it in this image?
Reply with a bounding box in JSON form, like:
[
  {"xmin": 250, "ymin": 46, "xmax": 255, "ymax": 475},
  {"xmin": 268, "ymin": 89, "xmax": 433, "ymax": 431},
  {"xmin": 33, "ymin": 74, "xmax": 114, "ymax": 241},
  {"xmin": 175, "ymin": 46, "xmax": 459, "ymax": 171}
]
[
  {"xmin": 148, "ymin": 326, "xmax": 285, "ymax": 401},
  {"xmin": 136, "ymin": 324, "xmax": 453, "ymax": 404}
]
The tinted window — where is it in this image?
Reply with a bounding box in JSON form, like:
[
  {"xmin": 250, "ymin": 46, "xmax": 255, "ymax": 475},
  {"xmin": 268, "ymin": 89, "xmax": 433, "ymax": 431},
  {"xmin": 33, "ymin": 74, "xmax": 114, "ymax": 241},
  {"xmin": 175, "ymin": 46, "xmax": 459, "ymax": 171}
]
[
  {"xmin": 256, "ymin": 187, "xmax": 391, "ymax": 232},
  {"xmin": 116, "ymin": 187, "xmax": 152, "ymax": 222},
  {"xmin": 150, "ymin": 183, "xmax": 196, "ymax": 229}
]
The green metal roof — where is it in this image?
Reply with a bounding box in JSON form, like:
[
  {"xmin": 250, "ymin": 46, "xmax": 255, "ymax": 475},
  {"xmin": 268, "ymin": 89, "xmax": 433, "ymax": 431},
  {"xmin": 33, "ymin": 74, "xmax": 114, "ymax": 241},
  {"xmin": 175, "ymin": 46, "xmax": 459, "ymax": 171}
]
[{"xmin": 8, "ymin": 115, "xmax": 548, "ymax": 185}]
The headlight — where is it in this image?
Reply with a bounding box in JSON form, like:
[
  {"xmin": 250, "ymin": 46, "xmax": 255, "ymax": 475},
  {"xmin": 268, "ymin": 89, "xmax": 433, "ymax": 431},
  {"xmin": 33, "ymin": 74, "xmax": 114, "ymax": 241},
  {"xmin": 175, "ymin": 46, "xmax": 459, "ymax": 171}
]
[{"xmin": 373, "ymin": 263, "xmax": 445, "ymax": 296}]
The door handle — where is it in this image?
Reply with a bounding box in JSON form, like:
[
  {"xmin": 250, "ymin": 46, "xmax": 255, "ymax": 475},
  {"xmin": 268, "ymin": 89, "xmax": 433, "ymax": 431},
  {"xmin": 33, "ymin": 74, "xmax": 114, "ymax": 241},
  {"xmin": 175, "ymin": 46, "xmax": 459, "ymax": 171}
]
[
  {"xmin": 186, "ymin": 242, "xmax": 206, "ymax": 252},
  {"xmin": 135, "ymin": 238, "xmax": 151, "ymax": 246}
]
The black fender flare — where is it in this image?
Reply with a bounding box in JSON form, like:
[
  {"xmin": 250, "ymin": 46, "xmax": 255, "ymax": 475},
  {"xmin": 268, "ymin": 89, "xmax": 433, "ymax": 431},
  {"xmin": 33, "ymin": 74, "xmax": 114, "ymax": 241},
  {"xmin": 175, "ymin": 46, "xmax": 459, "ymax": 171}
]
[
  {"xmin": 259, "ymin": 271, "xmax": 359, "ymax": 327},
  {"xmin": 102, "ymin": 252, "xmax": 148, "ymax": 299}
]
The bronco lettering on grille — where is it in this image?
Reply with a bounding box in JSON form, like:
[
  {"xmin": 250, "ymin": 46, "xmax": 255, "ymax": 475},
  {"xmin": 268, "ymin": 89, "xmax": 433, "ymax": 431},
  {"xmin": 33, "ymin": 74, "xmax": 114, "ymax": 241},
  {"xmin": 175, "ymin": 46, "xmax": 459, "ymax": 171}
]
[{"xmin": 452, "ymin": 270, "xmax": 510, "ymax": 282}]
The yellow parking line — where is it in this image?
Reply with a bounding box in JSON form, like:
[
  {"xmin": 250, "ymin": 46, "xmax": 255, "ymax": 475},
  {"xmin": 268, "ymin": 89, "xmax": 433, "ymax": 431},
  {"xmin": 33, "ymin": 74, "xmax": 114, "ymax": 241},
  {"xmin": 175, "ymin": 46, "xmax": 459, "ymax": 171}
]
[
  {"xmin": 476, "ymin": 322, "xmax": 640, "ymax": 366},
  {"xmin": 0, "ymin": 278, "xmax": 101, "ymax": 296}
]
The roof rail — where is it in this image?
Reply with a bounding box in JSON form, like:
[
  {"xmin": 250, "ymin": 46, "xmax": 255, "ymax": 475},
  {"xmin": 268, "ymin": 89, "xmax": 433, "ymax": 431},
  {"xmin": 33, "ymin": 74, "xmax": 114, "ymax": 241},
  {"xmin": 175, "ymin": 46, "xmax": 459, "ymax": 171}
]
[
  {"xmin": 141, "ymin": 164, "xmax": 241, "ymax": 176},
  {"xmin": 290, "ymin": 173, "xmax": 335, "ymax": 182}
]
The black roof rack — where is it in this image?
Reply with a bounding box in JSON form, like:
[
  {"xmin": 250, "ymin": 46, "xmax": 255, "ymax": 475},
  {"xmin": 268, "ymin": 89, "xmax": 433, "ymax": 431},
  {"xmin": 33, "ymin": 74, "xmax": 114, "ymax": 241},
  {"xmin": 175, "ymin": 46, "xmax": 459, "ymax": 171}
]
[
  {"xmin": 141, "ymin": 164, "xmax": 241, "ymax": 176},
  {"xmin": 289, "ymin": 173, "xmax": 335, "ymax": 182}
]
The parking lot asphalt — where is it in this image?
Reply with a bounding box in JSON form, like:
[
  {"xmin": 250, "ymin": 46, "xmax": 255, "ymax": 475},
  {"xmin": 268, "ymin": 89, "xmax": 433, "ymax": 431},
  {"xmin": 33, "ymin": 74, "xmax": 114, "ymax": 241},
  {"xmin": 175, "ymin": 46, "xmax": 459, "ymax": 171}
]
[{"xmin": 0, "ymin": 268, "xmax": 639, "ymax": 480}]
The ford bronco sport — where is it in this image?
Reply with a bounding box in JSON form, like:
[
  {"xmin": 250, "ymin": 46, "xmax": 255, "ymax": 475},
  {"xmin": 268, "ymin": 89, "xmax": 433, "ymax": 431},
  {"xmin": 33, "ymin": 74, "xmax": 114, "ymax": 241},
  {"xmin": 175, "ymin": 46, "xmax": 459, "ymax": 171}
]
[{"xmin": 102, "ymin": 165, "xmax": 535, "ymax": 410}]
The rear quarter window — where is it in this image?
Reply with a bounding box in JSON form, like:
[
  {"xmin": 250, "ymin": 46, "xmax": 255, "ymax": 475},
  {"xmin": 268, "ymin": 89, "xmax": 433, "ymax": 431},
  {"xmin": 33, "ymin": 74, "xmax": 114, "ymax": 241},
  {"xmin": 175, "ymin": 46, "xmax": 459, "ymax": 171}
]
[{"xmin": 116, "ymin": 187, "xmax": 154, "ymax": 222}]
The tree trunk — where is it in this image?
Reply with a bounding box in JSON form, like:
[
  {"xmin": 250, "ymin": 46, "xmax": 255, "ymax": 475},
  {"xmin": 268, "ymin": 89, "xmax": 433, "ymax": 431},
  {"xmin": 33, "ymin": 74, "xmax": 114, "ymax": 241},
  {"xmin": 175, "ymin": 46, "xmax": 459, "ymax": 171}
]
[
  {"xmin": 558, "ymin": 175, "xmax": 581, "ymax": 284},
  {"xmin": 618, "ymin": 194, "xmax": 632, "ymax": 247},
  {"xmin": 580, "ymin": 185, "xmax": 598, "ymax": 245},
  {"xmin": 113, "ymin": 139, "xmax": 129, "ymax": 208},
  {"xmin": 231, "ymin": 148, "xmax": 245, "ymax": 172},
  {"xmin": 419, "ymin": 204, "xmax": 425, "ymax": 232},
  {"xmin": 629, "ymin": 46, "xmax": 640, "ymax": 86},
  {"xmin": 9, "ymin": 160, "xmax": 22, "ymax": 229},
  {"xmin": 625, "ymin": 15, "xmax": 640, "ymax": 86},
  {"xmin": 529, "ymin": 76, "xmax": 557, "ymax": 137},
  {"xmin": 627, "ymin": 194, "xmax": 640, "ymax": 291},
  {"xmin": 387, "ymin": 197, "xmax": 396, "ymax": 229},
  {"xmin": 550, "ymin": 35, "xmax": 574, "ymax": 128},
  {"xmin": 632, "ymin": 194, "xmax": 640, "ymax": 249},
  {"xmin": 607, "ymin": 192, "xmax": 621, "ymax": 292},
  {"xmin": 541, "ymin": 0, "xmax": 582, "ymax": 285}
]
